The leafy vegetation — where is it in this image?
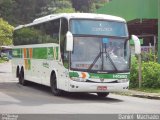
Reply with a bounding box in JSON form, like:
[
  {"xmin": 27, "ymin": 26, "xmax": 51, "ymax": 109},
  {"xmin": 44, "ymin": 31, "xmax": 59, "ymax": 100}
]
[
  {"xmin": 0, "ymin": 58, "xmax": 5, "ymax": 63},
  {"xmin": 0, "ymin": 18, "xmax": 13, "ymax": 46},
  {"xmin": 0, "ymin": 18, "xmax": 13, "ymax": 63},
  {"xmin": 0, "ymin": 0, "xmax": 108, "ymax": 26},
  {"xmin": 0, "ymin": 56, "xmax": 9, "ymax": 63},
  {"xmin": 131, "ymin": 88, "xmax": 160, "ymax": 93},
  {"xmin": 130, "ymin": 56, "xmax": 139, "ymax": 88},
  {"xmin": 130, "ymin": 53, "xmax": 160, "ymax": 89},
  {"xmin": 41, "ymin": 0, "xmax": 75, "ymax": 15},
  {"xmin": 142, "ymin": 62, "xmax": 160, "ymax": 88}
]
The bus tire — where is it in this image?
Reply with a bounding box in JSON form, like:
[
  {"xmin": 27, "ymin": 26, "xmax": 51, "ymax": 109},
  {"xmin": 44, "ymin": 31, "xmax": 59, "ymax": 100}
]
[
  {"xmin": 97, "ymin": 92, "xmax": 109, "ymax": 98},
  {"xmin": 19, "ymin": 68, "xmax": 27, "ymax": 86},
  {"xmin": 16, "ymin": 66, "xmax": 20, "ymax": 78},
  {"xmin": 50, "ymin": 72, "xmax": 62, "ymax": 96}
]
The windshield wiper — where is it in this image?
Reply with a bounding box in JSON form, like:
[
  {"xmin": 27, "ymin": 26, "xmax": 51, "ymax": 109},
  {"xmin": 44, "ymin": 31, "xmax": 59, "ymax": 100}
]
[
  {"xmin": 88, "ymin": 51, "xmax": 118, "ymax": 71},
  {"xmin": 88, "ymin": 43, "xmax": 118, "ymax": 72},
  {"xmin": 105, "ymin": 52, "xmax": 118, "ymax": 72},
  {"xmin": 88, "ymin": 51, "xmax": 101, "ymax": 70},
  {"xmin": 88, "ymin": 44, "xmax": 102, "ymax": 70}
]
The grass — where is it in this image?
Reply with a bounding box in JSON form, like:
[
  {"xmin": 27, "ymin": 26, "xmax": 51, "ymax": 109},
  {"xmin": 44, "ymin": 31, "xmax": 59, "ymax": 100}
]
[
  {"xmin": 0, "ymin": 59, "xmax": 5, "ymax": 63},
  {"xmin": 0, "ymin": 57, "xmax": 8, "ymax": 63},
  {"xmin": 131, "ymin": 88, "xmax": 160, "ymax": 93}
]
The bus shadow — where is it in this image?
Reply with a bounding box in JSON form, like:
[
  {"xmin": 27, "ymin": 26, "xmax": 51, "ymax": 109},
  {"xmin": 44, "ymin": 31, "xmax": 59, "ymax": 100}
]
[
  {"xmin": 0, "ymin": 71, "xmax": 9, "ymax": 73},
  {"xmin": 63, "ymin": 92, "xmax": 123, "ymax": 103},
  {"xmin": 26, "ymin": 81, "xmax": 123, "ymax": 103},
  {"xmin": 0, "ymin": 82, "xmax": 123, "ymax": 107}
]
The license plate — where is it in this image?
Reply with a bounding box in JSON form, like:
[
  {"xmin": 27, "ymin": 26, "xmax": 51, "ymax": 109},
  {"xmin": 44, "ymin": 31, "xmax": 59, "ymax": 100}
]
[{"xmin": 97, "ymin": 86, "xmax": 107, "ymax": 91}]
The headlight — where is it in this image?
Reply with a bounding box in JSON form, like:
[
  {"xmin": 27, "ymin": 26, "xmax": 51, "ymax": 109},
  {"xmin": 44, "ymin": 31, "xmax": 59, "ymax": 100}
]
[
  {"xmin": 70, "ymin": 77, "xmax": 86, "ymax": 82},
  {"xmin": 117, "ymin": 79, "xmax": 129, "ymax": 83}
]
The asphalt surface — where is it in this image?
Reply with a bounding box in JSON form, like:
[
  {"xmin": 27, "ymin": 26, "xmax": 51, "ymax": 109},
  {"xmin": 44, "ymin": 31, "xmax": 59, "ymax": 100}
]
[{"xmin": 0, "ymin": 61, "xmax": 160, "ymax": 114}]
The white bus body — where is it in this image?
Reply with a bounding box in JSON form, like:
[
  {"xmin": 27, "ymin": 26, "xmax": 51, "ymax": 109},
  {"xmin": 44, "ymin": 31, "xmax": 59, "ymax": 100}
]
[{"xmin": 12, "ymin": 13, "xmax": 130, "ymax": 97}]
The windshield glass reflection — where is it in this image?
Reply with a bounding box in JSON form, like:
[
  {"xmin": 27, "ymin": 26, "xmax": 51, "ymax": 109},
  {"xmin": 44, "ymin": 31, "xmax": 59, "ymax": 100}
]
[{"xmin": 71, "ymin": 37, "xmax": 130, "ymax": 72}]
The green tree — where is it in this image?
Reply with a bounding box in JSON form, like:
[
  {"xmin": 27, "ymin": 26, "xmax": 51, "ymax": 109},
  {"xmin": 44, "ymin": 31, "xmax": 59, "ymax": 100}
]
[
  {"xmin": 71, "ymin": 0, "xmax": 92, "ymax": 12},
  {"xmin": 0, "ymin": 0, "xmax": 107, "ymax": 26},
  {"xmin": 0, "ymin": 0, "xmax": 50, "ymax": 25},
  {"xmin": 0, "ymin": 0, "xmax": 15, "ymax": 24},
  {"xmin": 13, "ymin": 0, "xmax": 49, "ymax": 25},
  {"xmin": 71, "ymin": 0, "xmax": 107, "ymax": 12},
  {"xmin": 0, "ymin": 18, "xmax": 14, "ymax": 46},
  {"xmin": 41, "ymin": 0, "xmax": 75, "ymax": 15}
]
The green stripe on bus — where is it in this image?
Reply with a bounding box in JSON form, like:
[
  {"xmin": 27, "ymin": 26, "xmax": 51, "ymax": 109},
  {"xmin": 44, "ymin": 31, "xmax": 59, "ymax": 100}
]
[
  {"xmin": 90, "ymin": 73, "xmax": 129, "ymax": 79},
  {"xmin": 27, "ymin": 48, "xmax": 30, "ymax": 58},
  {"xmin": 13, "ymin": 47, "xmax": 59, "ymax": 60},
  {"xmin": 28, "ymin": 59, "xmax": 31, "ymax": 70},
  {"xmin": 69, "ymin": 72, "xmax": 130, "ymax": 79},
  {"xmin": 33, "ymin": 47, "xmax": 47, "ymax": 59},
  {"xmin": 32, "ymin": 47, "xmax": 59, "ymax": 60},
  {"xmin": 47, "ymin": 47, "xmax": 54, "ymax": 60},
  {"xmin": 69, "ymin": 72, "xmax": 79, "ymax": 78}
]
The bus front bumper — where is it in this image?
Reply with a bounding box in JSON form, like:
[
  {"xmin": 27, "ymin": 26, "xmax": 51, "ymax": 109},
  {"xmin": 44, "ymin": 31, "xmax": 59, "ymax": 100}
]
[{"xmin": 68, "ymin": 80, "xmax": 129, "ymax": 93}]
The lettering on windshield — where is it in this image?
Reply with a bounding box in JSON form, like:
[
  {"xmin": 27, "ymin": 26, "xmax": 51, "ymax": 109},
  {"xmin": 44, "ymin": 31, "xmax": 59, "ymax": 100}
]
[
  {"xmin": 92, "ymin": 27, "xmax": 113, "ymax": 32},
  {"xmin": 71, "ymin": 20, "xmax": 128, "ymax": 37}
]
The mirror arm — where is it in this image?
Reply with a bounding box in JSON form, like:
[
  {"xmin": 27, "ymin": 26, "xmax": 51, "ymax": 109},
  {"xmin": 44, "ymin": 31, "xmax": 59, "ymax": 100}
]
[{"xmin": 131, "ymin": 35, "xmax": 141, "ymax": 54}]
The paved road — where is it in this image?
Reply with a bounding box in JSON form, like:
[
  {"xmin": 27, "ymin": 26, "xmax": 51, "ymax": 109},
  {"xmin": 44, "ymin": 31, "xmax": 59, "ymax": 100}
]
[
  {"xmin": 0, "ymin": 61, "xmax": 13, "ymax": 82},
  {"xmin": 0, "ymin": 62, "xmax": 160, "ymax": 114}
]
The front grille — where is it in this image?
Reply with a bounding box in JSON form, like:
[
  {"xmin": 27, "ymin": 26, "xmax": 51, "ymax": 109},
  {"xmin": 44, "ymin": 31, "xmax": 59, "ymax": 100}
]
[{"xmin": 86, "ymin": 79, "xmax": 118, "ymax": 83}]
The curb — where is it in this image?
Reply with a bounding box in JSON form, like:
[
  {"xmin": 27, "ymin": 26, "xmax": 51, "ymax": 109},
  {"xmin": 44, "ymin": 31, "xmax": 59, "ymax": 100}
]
[
  {"xmin": 114, "ymin": 91, "xmax": 160, "ymax": 100},
  {"xmin": 131, "ymin": 94, "xmax": 160, "ymax": 100}
]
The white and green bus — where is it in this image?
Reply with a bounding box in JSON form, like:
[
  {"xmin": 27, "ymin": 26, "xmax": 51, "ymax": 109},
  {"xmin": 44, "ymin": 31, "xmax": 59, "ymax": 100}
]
[{"xmin": 12, "ymin": 13, "xmax": 138, "ymax": 97}]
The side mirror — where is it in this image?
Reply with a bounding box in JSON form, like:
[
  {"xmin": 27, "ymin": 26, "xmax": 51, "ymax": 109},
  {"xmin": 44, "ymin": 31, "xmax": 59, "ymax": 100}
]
[
  {"xmin": 131, "ymin": 35, "xmax": 141, "ymax": 54},
  {"xmin": 66, "ymin": 31, "xmax": 73, "ymax": 51}
]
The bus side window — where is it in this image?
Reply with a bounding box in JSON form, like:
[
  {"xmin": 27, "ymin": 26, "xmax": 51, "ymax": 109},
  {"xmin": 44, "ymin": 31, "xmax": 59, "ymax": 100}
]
[
  {"xmin": 60, "ymin": 18, "xmax": 69, "ymax": 69},
  {"xmin": 33, "ymin": 19, "xmax": 60, "ymax": 44}
]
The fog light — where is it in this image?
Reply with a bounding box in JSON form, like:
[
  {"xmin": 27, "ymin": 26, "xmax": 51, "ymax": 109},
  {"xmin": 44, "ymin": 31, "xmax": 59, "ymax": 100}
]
[{"xmin": 70, "ymin": 85, "xmax": 75, "ymax": 88}]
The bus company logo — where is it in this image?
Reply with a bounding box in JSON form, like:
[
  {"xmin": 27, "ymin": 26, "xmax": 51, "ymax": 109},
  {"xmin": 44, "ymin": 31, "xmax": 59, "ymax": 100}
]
[
  {"xmin": 100, "ymin": 78, "xmax": 104, "ymax": 82},
  {"xmin": 42, "ymin": 62, "xmax": 49, "ymax": 68},
  {"xmin": 113, "ymin": 74, "xmax": 128, "ymax": 79}
]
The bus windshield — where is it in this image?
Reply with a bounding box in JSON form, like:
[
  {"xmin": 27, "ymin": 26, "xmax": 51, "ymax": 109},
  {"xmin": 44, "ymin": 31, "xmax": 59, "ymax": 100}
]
[
  {"xmin": 70, "ymin": 19, "xmax": 128, "ymax": 37},
  {"xmin": 71, "ymin": 37, "xmax": 130, "ymax": 72},
  {"xmin": 70, "ymin": 19, "xmax": 130, "ymax": 73}
]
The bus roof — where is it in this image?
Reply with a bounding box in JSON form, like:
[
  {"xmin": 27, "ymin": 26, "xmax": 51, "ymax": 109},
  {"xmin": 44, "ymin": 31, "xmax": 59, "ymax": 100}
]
[{"xmin": 15, "ymin": 13, "xmax": 126, "ymax": 30}]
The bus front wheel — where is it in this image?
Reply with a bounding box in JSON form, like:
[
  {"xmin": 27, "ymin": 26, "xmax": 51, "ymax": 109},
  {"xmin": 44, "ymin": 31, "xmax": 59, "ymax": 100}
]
[
  {"xmin": 50, "ymin": 73, "xmax": 62, "ymax": 96},
  {"xmin": 97, "ymin": 92, "xmax": 109, "ymax": 98}
]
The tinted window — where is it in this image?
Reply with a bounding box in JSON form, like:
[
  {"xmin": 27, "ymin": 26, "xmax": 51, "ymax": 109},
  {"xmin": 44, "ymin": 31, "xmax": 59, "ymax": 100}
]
[{"xmin": 13, "ymin": 19, "xmax": 60, "ymax": 45}]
